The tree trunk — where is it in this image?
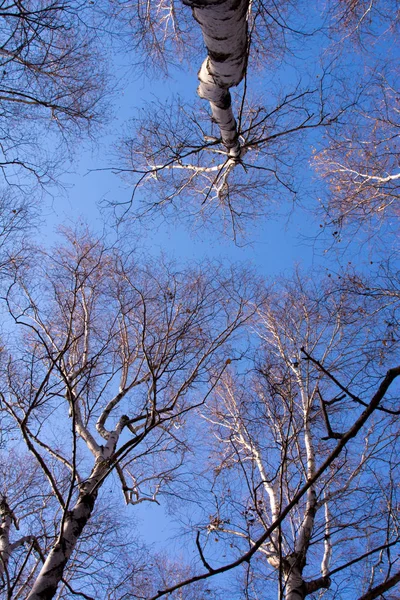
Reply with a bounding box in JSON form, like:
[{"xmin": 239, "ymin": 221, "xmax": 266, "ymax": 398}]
[
  {"xmin": 0, "ymin": 498, "xmax": 13, "ymax": 579},
  {"xmin": 26, "ymin": 411, "xmax": 128, "ymax": 598},
  {"xmin": 283, "ymin": 554, "xmax": 331, "ymax": 599},
  {"xmin": 184, "ymin": 0, "xmax": 249, "ymax": 157},
  {"xmin": 284, "ymin": 556, "xmax": 307, "ymax": 600},
  {"xmin": 26, "ymin": 491, "xmax": 96, "ymax": 600},
  {"xmin": 26, "ymin": 438, "xmax": 121, "ymax": 600}
]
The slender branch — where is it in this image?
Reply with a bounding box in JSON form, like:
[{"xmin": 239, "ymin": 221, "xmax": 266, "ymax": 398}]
[
  {"xmin": 357, "ymin": 570, "xmax": 400, "ymax": 600},
  {"xmin": 60, "ymin": 579, "xmax": 95, "ymax": 600},
  {"xmin": 196, "ymin": 532, "xmax": 215, "ymax": 573},
  {"xmin": 327, "ymin": 538, "xmax": 400, "ymax": 579}
]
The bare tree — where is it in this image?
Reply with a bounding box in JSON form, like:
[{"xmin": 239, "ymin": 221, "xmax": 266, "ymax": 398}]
[
  {"xmin": 314, "ymin": 67, "xmax": 399, "ymax": 235},
  {"xmin": 0, "ymin": 0, "xmax": 110, "ymax": 190},
  {"xmin": 109, "ymin": 0, "xmax": 400, "ymax": 244},
  {"xmin": 179, "ymin": 0, "xmax": 399, "ymax": 165},
  {"xmin": 0, "ymin": 225, "xmax": 259, "ymax": 599},
  {"xmin": 200, "ymin": 273, "xmax": 400, "ymax": 599},
  {"xmin": 146, "ymin": 271, "xmax": 400, "ymax": 599},
  {"xmin": 115, "ymin": 75, "xmax": 342, "ymax": 240}
]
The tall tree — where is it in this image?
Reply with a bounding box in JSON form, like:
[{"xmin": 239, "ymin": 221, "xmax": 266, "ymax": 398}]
[
  {"xmin": 0, "ymin": 227, "xmax": 259, "ymax": 599},
  {"xmin": 201, "ymin": 273, "xmax": 400, "ymax": 598},
  {"xmin": 183, "ymin": 0, "xmax": 250, "ymax": 158},
  {"xmin": 113, "ymin": 1, "xmax": 399, "ymax": 242},
  {"xmin": 149, "ymin": 272, "xmax": 400, "ymax": 599}
]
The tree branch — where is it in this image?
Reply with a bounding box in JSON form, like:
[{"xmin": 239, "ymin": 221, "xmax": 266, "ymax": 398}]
[{"xmin": 149, "ymin": 363, "xmax": 400, "ymax": 598}]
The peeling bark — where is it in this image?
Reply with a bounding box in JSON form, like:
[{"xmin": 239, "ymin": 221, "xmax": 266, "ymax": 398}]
[{"xmin": 184, "ymin": 0, "xmax": 249, "ymax": 157}]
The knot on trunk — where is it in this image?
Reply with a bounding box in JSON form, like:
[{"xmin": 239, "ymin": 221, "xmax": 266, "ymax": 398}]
[{"xmin": 305, "ymin": 575, "xmax": 331, "ymax": 595}]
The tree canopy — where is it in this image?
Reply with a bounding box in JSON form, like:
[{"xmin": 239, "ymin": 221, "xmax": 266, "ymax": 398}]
[{"xmin": 0, "ymin": 1, "xmax": 399, "ymax": 600}]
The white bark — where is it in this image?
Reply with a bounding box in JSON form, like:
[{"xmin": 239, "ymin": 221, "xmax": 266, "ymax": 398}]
[
  {"xmin": 0, "ymin": 498, "xmax": 13, "ymax": 578},
  {"xmin": 283, "ymin": 492, "xmax": 331, "ymax": 599},
  {"xmin": 321, "ymin": 501, "xmax": 332, "ymax": 577},
  {"xmin": 0, "ymin": 499, "xmax": 39, "ymax": 585},
  {"xmin": 329, "ymin": 164, "xmax": 400, "ymax": 185},
  {"xmin": 184, "ymin": 0, "xmax": 249, "ymax": 157},
  {"xmin": 26, "ymin": 491, "xmax": 96, "ymax": 600},
  {"xmin": 26, "ymin": 417, "xmax": 128, "ymax": 600},
  {"xmin": 278, "ymin": 371, "xmax": 325, "ymax": 599}
]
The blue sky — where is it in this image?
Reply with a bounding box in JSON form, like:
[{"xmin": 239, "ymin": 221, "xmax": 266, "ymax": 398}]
[{"xmin": 43, "ymin": 68, "xmax": 340, "ymax": 279}]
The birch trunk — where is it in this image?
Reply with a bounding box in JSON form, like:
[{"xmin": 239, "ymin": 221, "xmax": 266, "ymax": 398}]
[
  {"xmin": 0, "ymin": 498, "xmax": 13, "ymax": 578},
  {"xmin": 27, "ymin": 491, "xmax": 96, "ymax": 600},
  {"xmin": 284, "ymin": 556, "xmax": 307, "ymax": 600},
  {"xmin": 184, "ymin": 0, "xmax": 249, "ymax": 158},
  {"xmin": 1, "ymin": 497, "xmax": 43, "ymax": 586},
  {"xmin": 26, "ymin": 434, "xmax": 121, "ymax": 600},
  {"xmin": 283, "ymin": 555, "xmax": 331, "ymax": 600}
]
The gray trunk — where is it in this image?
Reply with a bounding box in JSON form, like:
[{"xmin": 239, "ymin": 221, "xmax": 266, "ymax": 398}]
[{"xmin": 284, "ymin": 556, "xmax": 306, "ymax": 600}]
